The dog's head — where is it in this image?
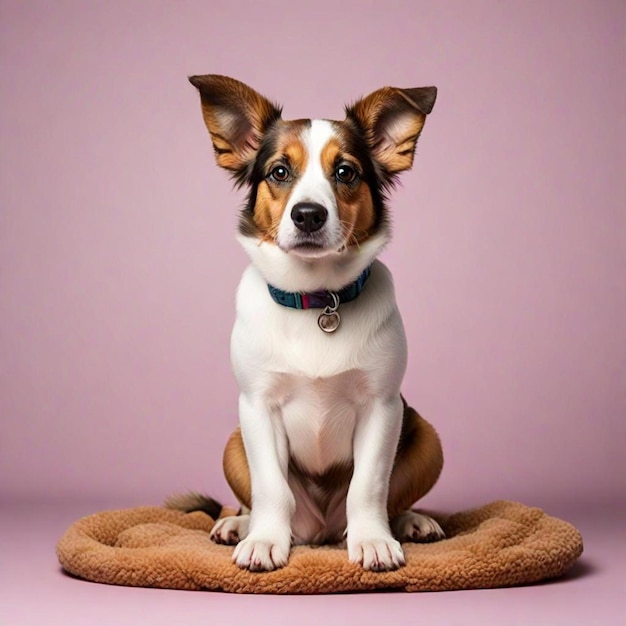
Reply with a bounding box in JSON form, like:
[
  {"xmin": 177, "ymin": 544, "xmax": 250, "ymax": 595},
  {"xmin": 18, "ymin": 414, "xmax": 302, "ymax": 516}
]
[{"xmin": 189, "ymin": 75, "xmax": 436, "ymax": 287}]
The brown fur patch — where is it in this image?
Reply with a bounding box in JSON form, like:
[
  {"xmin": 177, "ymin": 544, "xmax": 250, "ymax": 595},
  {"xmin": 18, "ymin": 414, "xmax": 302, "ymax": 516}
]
[
  {"xmin": 337, "ymin": 183, "xmax": 376, "ymax": 246},
  {"xmin": 250, "ymin": 121, "xmax": 310, "ymax": 241},
  {"xmin": 387, "ymin": 401, "xmax": 444, "ymax": 518},
  {"xmin": 282, "ymin": 131, "xmax": 309, "ymax": 174},
  {"xmin": 189, "ymin": 75, "xmax": 282, "ymax": 176},
  {"xmin": 321, "ymin": 132, "xmax": 376, "ymax": 246},
  {"xmin": 346, "ymin": 86, "xmax": 435, "ymax": 175},
  {"xmin": 252, "ymin": 181, "xmax": 283, "ymax": 241},
  {"xmin": 222, "ymin": 428, "xmax": 252, "ymax": 508}
]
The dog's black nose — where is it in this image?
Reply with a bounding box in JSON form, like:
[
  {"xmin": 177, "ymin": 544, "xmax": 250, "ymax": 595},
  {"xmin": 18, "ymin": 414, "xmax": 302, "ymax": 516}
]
[{"xmin": 291, "ymin": 202, "xmax": 328, "ymax": 233}]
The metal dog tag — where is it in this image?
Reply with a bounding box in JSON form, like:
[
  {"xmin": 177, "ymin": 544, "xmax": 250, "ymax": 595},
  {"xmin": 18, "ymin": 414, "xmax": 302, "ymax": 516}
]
[{"xmin": 318, "ymin": 293, "xmax": 341, "ymax": 333}]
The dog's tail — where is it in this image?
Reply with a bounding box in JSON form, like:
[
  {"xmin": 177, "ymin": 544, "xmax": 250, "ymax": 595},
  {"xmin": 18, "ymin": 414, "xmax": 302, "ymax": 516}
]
[{"xmin": 164, "ymin": 492, "xmax": 224, "ymax": 519}]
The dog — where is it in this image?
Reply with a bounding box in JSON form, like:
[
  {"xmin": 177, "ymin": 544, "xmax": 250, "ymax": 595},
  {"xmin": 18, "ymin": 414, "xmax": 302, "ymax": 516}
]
[{"xmin": 169, "ymin": 75, "xmax": 444, "ymax": 573}]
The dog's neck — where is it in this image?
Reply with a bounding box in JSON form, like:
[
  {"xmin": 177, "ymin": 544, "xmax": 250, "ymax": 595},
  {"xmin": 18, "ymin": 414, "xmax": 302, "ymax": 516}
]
[
  {"xmin": 267, "ymin": 265, "xmax": 371, "ymax": 310},
  {"xmin": 237, "ymin": 231, "xmax": 389, "ymax": 293}
]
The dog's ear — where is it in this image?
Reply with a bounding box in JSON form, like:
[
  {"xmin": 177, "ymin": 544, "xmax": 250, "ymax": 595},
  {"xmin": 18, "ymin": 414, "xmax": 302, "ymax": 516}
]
[
  {"xmin": 188, "ymin": 75, "xmax": 282, "ymax": 183},
  {"xmin": 345, "ymin": 86, "xmax": 436, "ymax": 180}
]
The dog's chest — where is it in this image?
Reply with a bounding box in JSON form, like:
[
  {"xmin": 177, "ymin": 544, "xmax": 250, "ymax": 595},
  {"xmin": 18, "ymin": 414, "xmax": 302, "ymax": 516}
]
[
  {"xmin": 231, "ymin": 261, "xmax": 406, "ymax": 475},
  {"xmin": 273, "ymin": 371, "xmax": 367, "ymax": 475}
]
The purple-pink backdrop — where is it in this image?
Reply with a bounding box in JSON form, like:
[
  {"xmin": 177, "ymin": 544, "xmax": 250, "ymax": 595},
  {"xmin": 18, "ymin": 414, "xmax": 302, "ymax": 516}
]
[{"xmin": 1, "ymin": 1, "xmax": 624, "ymax": 512}]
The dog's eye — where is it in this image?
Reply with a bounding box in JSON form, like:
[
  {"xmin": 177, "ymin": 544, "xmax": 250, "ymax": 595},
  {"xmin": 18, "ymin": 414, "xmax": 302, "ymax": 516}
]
[
  {"xmin": 269, "ymin": 165, "xmax": 290, "ymax": 182},
  {"xmin": 335, "ymin": 164, "xmax": 357, "ymax": 184}
]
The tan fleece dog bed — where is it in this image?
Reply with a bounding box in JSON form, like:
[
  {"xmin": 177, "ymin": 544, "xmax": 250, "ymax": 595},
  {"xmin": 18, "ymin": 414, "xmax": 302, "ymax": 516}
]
[{"xmin": 56, "ymin": 500, "xmax": 582, "ymax": 594}]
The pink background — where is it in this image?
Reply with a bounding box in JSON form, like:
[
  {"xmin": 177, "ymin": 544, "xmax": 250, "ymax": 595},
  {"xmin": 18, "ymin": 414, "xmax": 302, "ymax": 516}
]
[
  {"xmin": 1, "ymin": 2, "xmax": 624, "ymax": 511},
  {"xmin": 1, "ymin": 2, "xmax": 625, "ymax": 624}
]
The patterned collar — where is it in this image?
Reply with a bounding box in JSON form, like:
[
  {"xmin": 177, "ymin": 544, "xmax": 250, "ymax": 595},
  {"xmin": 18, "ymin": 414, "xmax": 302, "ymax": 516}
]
[{"xmin": 267, "ymin": 266, "xmax": 372, "ymax": 310}]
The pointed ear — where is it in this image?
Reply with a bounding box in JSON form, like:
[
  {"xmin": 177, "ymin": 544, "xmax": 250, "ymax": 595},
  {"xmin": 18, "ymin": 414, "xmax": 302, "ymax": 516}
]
[
  {"xmin": 345, "ymin": 85, "xmax": 437, "ymax": 178},
  {"xmin": 188, "ymin": 74, "xmax": 282, "ymax": 181}
]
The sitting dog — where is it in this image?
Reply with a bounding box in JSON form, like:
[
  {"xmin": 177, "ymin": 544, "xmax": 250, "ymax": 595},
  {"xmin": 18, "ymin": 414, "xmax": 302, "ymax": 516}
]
[{"xmin": 172, "ymin": 75, "xmax": 444, "ymax": 572}]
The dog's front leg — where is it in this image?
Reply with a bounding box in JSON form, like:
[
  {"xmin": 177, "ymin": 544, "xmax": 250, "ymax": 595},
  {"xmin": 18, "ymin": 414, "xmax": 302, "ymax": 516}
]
[
  {"xmin": 347, "ymin": 395, "xmax": 405, "ymax": 571},
  {"xmin": 232, "ymin": 394, "xmax": 295, "ymax": 572}
]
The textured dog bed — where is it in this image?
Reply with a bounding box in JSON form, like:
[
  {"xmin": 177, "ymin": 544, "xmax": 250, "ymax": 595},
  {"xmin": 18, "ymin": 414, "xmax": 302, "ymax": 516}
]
[{"xmin": 56, "ymin": 500, "xmax": 583, "ymax": 594}]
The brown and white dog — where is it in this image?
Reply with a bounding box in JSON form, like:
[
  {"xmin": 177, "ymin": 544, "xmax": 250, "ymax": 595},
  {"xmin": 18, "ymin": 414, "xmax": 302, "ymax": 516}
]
[{"xmin": 170, "ymin": 75, "xmax": 444, "ymax": 572}]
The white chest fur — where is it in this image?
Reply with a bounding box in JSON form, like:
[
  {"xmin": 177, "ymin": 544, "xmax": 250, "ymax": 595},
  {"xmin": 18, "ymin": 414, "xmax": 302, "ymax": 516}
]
[
  {"xmin": 266, "ymin": 370, "xmax": 367, "ymax": 474},
  {"xmin": 230, "ymin": 259, "xmax": 407, "ymax": 476}
]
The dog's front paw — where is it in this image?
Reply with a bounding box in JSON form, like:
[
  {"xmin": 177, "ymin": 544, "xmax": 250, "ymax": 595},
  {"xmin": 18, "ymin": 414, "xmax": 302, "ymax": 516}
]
[
  {"xmin": 210, "ymin": 514, "xmax": 250, "ymax": 545},
  {"xmin": 232, "ymin": 533, "xmax": 291, "ymax": 572},
  {"xmin": 391, "ymin": 510, "xmax": 445, "ymax": 543},
  {"xmin": 348, "ymin": 532, "xmax": 406, "ymax": 572}
]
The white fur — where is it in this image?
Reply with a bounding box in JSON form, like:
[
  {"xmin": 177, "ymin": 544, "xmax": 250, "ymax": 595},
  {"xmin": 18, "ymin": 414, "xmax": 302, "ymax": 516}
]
[
  {"xmin": 276, "ymin": 120, "xmax": 344, "ymax": 255},
  {"xmin": 390, "ymin": 510, "xmax": 445, "ymax": 542},
  {"xmin": 231, "ymin": 254, "xmax": 409, "ymax": 569},
  {"xmin": 227, "ymin": 119, "xmax": 412, "ymax": 572}
]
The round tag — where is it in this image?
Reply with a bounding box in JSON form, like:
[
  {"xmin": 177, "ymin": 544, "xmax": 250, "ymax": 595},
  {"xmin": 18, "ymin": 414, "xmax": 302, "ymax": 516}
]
[{"xmin": 318, "ymin": 311, "xmax": 341, "ymax": 333}]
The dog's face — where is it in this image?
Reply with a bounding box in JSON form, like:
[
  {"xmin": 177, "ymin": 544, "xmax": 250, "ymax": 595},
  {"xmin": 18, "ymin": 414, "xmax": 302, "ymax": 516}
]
[{"xmin": 189, "ymin": 75, "xmax": 436, "ymax": 261}]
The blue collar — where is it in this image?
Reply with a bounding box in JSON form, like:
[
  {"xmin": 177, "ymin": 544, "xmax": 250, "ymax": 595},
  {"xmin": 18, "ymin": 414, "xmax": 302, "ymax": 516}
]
[{"xmin": 267, "ymin": 266, "xmax": 372, "ymax": 310}]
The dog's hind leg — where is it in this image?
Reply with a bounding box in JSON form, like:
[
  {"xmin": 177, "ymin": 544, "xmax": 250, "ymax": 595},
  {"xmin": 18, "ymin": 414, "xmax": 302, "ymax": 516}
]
[
  {"xmin": 390, "ymin": 509, "xmax": 444, "ymax": 542},
  {"xmin": 203, "ymin": 427, "xmax": 254, "ymax": 546},
  {"xmin": 210, "ymin": 508, "xmax": 250, "ymax": 545},
  {"xmin": 222, "ymin": 427, "xmax": 252, "ymax": 509},
  {"xmin": 387, "ymin": 401, "xmax": 445, "ymax": 542}
]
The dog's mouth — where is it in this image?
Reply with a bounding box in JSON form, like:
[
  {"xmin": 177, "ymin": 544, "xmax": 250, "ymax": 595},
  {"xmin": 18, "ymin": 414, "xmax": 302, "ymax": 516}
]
[
  {"xmin": 281, "ymin": 237, "xmax": 350, "ymax": 259},
  {"xmin": 286, "ymin": 242, "xmax": 332, "ymax": 259}
]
